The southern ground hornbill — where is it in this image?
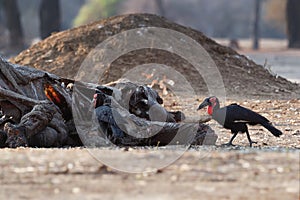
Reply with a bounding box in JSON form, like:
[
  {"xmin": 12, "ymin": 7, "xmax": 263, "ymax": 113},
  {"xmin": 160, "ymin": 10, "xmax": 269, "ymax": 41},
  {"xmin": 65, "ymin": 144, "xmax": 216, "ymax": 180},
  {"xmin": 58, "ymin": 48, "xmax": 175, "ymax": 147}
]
[{"xmin": 197, "ymin": 96, "xmax": 282, "ymax": 147}]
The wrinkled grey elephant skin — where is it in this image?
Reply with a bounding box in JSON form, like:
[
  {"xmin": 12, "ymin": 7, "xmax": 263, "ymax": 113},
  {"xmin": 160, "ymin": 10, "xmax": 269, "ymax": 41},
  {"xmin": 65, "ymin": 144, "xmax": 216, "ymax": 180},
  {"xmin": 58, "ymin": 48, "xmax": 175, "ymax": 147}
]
[{"xmin": 0, "ymin": 56, "xmax": 217, "ymax": 147}]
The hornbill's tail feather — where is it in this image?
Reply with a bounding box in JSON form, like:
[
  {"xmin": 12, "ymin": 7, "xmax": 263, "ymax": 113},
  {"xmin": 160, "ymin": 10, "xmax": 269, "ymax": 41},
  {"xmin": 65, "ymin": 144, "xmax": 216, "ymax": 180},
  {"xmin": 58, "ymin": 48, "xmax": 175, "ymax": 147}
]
[{"xmin": 261, "ymin": 122, "xmax": 282, "ymax": 137}]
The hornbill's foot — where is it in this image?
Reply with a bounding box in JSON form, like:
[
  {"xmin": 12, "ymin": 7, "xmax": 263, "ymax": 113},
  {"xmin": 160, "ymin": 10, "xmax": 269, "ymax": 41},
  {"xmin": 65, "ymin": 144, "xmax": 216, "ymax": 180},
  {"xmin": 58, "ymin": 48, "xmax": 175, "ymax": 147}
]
[
  {"xmin": 249, "ymin": 140, "xmax": 258, "ymax": 147},
  {"xmin": 221, "ymin": 142, "xmax": 235, "ymax": 147}
]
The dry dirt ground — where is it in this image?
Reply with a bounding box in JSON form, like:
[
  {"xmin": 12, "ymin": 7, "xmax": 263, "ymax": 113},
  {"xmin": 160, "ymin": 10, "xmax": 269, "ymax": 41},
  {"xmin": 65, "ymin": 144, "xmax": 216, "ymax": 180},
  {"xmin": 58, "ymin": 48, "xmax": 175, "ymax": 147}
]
[
  {"xmin": 10, "ymin": 14, "xmax": 300, "ymax": 99},
  {"xmin": 0, "ymin": 98, "xmax": 299, "ymax": 200},
  {"xmin": 3, "ymin": 14, "xmax": 300, "ymax": 199},
  {"xmin": 0, "ymin": 147, "xmax": 299, "ymax": 200}
]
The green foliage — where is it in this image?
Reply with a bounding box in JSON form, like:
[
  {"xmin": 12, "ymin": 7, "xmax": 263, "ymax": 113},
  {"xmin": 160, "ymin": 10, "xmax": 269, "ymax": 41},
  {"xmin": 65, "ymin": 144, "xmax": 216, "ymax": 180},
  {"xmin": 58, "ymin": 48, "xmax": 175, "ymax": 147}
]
[{"xmin": 73, "ymin": 0, "xmax": 120, "ymax": 27}]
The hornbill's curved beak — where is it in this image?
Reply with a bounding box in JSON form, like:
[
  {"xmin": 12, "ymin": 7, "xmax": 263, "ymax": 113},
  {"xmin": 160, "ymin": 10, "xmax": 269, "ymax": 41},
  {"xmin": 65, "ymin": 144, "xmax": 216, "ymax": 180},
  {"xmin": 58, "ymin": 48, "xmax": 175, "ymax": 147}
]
[{"xmin": 197, "ymin": 98, "xmax": 210, "ymax": 110}]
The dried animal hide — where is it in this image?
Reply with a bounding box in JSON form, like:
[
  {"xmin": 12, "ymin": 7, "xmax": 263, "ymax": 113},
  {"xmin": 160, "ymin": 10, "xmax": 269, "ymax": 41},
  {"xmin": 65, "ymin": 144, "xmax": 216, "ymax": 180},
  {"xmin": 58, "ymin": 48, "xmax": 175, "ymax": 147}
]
[
  {"xmin": 0, "ymin": 56, "xmax": 217, "ymax": 147},
  {"xmin": 0, "ymin": 56, "xmax": 75, "ymax": 147}
]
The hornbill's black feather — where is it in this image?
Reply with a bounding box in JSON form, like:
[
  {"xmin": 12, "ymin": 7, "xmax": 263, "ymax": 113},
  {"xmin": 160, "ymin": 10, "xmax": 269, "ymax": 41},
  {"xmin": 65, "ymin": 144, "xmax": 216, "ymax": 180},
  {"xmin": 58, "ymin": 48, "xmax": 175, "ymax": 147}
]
[{"xmin": 197, "ymin": 97, "xmax": 282, "ymax": 146}]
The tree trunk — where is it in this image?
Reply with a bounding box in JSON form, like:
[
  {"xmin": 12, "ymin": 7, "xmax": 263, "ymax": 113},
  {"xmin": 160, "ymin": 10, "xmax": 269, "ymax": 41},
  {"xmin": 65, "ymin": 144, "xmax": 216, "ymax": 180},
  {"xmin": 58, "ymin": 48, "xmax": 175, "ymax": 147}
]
[
  {"xmin": 2, "ymin": 0, "xmax": 24, "ymax": 49},
  {"xmin": 286, "ymin": 0, "xmax": 300, "ymax": 48},
  {"xmin": 155, "ymin": 0, "xmax": 165, "ymax": 17},
  {"xmin": 0, "ymin": 2, "xmax": 4, "ymax": 26},
  {"xmin": 39, "ymin": 0, "xmax": 61, "ymax": 39},
  {"xmin": 252, "ymin": 0, "xmax": 261, "ymax": 50}
]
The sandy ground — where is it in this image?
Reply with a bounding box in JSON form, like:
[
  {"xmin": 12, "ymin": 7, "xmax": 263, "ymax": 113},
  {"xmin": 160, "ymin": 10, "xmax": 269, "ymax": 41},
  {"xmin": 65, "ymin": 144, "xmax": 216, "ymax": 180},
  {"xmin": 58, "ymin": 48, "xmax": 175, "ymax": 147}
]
[
  {"xmin": 0, "ymin": 99, "xmax": 299, "ymax": 200},
  {"xmin": 0, "ymin": 147, "xmax": 299, "ymax": 200},
  {"xmin": 2, "ymin": 16, "xmax": 300, "ymax": 199}
]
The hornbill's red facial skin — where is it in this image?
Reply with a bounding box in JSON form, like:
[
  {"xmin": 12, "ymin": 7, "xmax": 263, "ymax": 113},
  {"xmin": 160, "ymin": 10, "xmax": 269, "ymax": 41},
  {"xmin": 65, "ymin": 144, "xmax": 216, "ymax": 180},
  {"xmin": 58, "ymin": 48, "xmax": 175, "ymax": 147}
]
[
  {"xmin": 197, "ymin": 96, "xmax": 220, "ymax": 116},
  {"xmin": 197, "ymin": 96, "xmax": 282, "ymax": 147}
]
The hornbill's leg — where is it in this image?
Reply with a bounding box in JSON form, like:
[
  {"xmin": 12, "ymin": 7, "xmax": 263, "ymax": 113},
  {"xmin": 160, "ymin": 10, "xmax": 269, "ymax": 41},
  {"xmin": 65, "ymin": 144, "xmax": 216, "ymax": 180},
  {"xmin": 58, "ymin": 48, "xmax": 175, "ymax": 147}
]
[
  {"xmin": 245, "ymin": 128, "xmax": 257, "ymax": 147},
  {"xmin": 222, "ymin": 131, "xmax": 238, "ymax": 146}
]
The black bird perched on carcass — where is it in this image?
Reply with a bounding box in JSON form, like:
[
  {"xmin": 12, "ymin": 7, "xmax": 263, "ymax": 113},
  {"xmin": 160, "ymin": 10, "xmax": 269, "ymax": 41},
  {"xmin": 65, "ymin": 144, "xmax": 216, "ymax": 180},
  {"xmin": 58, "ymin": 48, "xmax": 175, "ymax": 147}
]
[{"xmin": 197, "ymin": 96, "xmax": 282, "ymax": 147}]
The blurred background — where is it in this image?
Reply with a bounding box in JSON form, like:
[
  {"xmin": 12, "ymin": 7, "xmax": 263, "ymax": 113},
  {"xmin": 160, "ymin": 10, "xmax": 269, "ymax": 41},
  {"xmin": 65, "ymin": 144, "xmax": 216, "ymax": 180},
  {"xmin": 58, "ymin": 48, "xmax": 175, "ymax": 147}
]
[{"xmin": 0, "ymin": 0, "xmax": 299, "ymax": 82}]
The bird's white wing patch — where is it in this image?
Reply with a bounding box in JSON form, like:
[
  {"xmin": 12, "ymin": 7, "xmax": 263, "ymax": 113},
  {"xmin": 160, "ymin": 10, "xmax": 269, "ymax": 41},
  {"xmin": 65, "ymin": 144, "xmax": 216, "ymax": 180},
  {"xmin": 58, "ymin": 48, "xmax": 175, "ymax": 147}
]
[{"xmin": 233, "ymin": 120, "xmax": 251, "ymax": 123}]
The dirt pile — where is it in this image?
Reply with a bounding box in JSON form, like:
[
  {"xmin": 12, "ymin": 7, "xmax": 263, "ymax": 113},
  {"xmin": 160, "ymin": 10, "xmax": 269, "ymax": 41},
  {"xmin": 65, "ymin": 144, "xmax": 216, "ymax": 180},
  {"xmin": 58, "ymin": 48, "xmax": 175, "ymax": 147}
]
[{"xmin": 10, "ymin": 14, "xmax": 300, "ymax": 99}]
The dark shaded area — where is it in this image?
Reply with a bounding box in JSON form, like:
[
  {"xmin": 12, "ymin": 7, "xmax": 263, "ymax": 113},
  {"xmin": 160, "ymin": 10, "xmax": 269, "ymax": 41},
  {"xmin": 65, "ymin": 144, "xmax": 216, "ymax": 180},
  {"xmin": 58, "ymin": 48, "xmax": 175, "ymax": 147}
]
[
  {"xmin": 252, "ymin": 0, "xmax": 261, "ymax": 50},
  {"xmin": 39, "ymin": 0, "xmax": 61, "ymax": 39},
  {"xmin": 2, "ymin": 0, "xmax": 24, "ymax": 49},
  {"xmin": 155, "ymin": 0, "xmax": 165, "ymax": 16},
  {"xmin": 286, "ymin": 0, "xmax": 300, "ymax": 48}
]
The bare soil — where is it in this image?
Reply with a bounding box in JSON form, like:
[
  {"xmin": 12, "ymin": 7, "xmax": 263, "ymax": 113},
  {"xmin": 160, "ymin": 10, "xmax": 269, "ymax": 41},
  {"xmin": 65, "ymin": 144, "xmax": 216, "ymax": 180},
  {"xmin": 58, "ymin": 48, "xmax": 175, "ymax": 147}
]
[
  {"xmin": 0, "ymin": 99, "xmax": 299, "ymax": 200},
  {"xmin": 2, "ymin": 14, "xmax": 300, "ymax": 199},
  {"xmin": 0, "ymin": 147, "xmax": 299, "ymax": 200},
  {"xmin": 10, "ymin": 14, "xmax": 300, "ymax": 99}
]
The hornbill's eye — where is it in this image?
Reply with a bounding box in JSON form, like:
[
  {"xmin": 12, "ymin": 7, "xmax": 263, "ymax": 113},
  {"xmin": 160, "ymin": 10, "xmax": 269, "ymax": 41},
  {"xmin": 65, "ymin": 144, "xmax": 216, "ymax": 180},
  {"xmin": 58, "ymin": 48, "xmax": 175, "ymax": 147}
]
[{"xmin": 209, "ymin": 97, "xmax": 215, "ymax": 103}]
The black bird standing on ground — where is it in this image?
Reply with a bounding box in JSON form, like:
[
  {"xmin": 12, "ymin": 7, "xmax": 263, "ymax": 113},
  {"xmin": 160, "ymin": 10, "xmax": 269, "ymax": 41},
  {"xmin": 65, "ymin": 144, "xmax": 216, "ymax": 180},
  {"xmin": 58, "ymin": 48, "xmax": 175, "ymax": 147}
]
[{"xmin": 197, "ymin": 96, "xmax": 282, "ymax": 147}]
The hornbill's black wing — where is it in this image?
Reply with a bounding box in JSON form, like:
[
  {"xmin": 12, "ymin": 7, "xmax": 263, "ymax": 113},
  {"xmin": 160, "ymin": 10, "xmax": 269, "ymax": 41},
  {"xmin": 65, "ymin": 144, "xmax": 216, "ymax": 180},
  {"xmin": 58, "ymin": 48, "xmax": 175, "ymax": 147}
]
[
  {"xmin": 225, "ymin": 104, "xmax": 282, "ymax": 137},
  {"xmin": 225, "ymin": 104, "xmax": 270, "ymax": 124}
]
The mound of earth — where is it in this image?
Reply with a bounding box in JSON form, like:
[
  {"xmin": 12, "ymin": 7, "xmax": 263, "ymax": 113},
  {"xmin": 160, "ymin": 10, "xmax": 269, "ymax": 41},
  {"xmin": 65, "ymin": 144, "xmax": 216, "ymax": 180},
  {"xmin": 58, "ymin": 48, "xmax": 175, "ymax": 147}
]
[{"xmin": 10, "ymin": 14, "xmax": 300, "ymax": 99}]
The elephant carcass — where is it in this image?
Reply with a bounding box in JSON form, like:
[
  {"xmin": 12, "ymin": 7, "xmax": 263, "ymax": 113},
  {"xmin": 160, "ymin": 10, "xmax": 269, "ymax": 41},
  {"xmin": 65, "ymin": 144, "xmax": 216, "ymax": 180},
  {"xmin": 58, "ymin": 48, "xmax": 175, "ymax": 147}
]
[
  {"xmin": 78, "ymin": 82, "xmax": 218, "ymax": 146},
  {"xmin": 0, "ymin": 56, "xmax": 77, "ymax": 147}
]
